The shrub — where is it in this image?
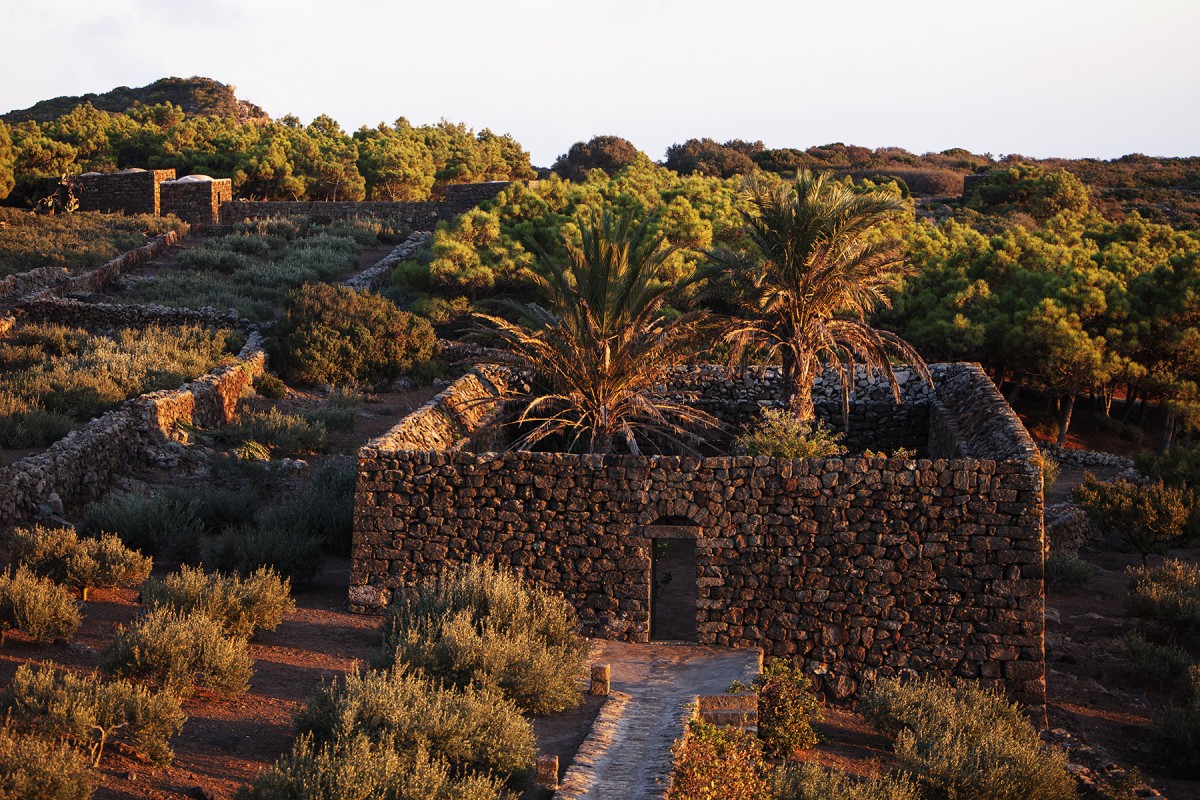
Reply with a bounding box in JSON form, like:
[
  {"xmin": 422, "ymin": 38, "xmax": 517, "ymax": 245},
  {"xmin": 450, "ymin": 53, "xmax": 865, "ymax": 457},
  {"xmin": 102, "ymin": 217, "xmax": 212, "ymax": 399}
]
[
  {"xmin": 774, "ymin": 761, "xmax": 920, "ymax": 800},
  {"xmin": 859, "ymin": 678, "xmax": 1076, "ymax": 800},
  {"xmin": 0, "ymin": 567, "xmax": 81, "ymax": 644},
  {"xmin": 205, "ymin": 525, "xmax": 323, "ymax": 585},
  {"xmin": 160, "ymin": 485, "xmax": 259, "ymax": 535},
  {"xmin": 732, "ymin": 409, "xmax": 846, "ymax": 459},
  {"xmin": 178, "ymin": 247, "xmax": 257, "ymax": 274},
  {"xmin": 1040, "ymin": 452, "xmax": 1061, "ymax": 492},
  {"xmin": 78, "ymin": 492, "xmax": 205, "ymax": 562},
  {"xmin": 1075, "ymin": 474, "xmax": 1189, "ymax": 563},
  {"xmin": 0, "ymin": 724, "xmax": 96, "ymax": 800},
  {"xmin": 304, "ymin": 405, "xmax": 356, "ymax": 432},
  {"xmin": 1127, "ymin": 559, "xmax": 1200, "ymax": 635},
  {"xmin": 234, "ymin": 216, "xmax": 303, "ymax": 241},
  {"xmin": 665, "ymin": 720, "xmax": 771, "ymax": 800},
  {"xmin": 257, "ymin": 373, "xmax": 288, "ymax": 399},
  {"xmin": 1123, "ymin": 632, "xmax": 1194, "ymax": 690},
  {"xmin": 756, "ymin": 660, "xmax": 821, "ymax": 757},
  {"xmin": 1135, "ymin": 445, "xmax": 1200, "ymax": 487},
  {"xmin": 1044, "ymin": 551, "xmax": 1097, "ymax": 593},
  {"xmin": 295, "ymin": 666, "xmax": 533, "ymax": 777},
  {"xmin": 9, "ymin": 525, "xmax": 152, "ymax": 599},
  {"xmin": 1153, "ymin": 671, "xmax": 1200, "ymax": 776},
  {"xmin": 237, "ymin": 733, "xmax": 510, "ymax": 800},
  {"xmin": 3, "ymin": 664, "xmax": 185, "ymax": 766},
  {"xmin": 0, "ymin": 392, "xmax": 74, "ymax": 448},
  {"xmin": 101, "ymin": 608, "xmax": 252, "ymax": 696},
  {"xmin": 142, "ymin": 565, "xmax": 294, "ymax": 640},
  {"xmin": 218, "ymin": 408, "xmax": 328, "ymax": 456},
  {"xmin": 236, "ymin": 440, "xmax": 273, "ymax": 462},
  {"xmin": 376, "ymin": 561, "xmax": 587, "ymax": 714},
  {"xmin": 262, "ymin": 456, "xmax": 357, "ymax": 551},
  {"xmin": 270, "ymin": 283, "xmax": 435, "ymax": 388},
  {"xmin": 215, "ymin": 234, "xmax": 274, "ymax": 257}
]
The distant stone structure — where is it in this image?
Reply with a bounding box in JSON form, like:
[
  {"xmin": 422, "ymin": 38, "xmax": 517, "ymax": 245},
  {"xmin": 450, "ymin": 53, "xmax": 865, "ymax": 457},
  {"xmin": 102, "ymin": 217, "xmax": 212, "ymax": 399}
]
[
  {"xmin": 73, "ymin": 168, "xmax": 176, "ymax": 216},
  {"xmin": 351, "ymin": 363, "xmax": 1047, "ymax": 713},
  {"xmin": 218, "ymin": 182, "xmax": 514, "ymax": 225},
  {"xmin": 160, "ymin": 175, "xmax": 233, "ymax": 226},
  {"xmin": 961, "ymin": 171, "xmax": 990, "ymax": 200}
]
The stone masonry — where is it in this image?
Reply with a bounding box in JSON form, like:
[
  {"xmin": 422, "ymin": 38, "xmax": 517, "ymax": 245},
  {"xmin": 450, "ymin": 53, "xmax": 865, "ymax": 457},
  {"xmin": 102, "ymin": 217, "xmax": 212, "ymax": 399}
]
[
  {"xmin": 160, "ymin": 176, "xmax": 233, "ymax": 226},
  {"xmin": 351, "ymin": 363, "xmax": 1046, "ymax": 710},
  {"xmin": 73, "ymin": 169, "xmax": 176, "ymax": 216}
]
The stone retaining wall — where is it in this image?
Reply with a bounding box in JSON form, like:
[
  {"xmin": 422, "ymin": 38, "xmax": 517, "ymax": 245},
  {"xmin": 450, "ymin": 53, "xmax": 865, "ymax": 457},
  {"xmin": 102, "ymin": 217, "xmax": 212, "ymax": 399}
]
[
  {"xmin": 1, "ymin": 230, "xmax": 184, "ymax": 303},
  {"xmin": 15, "ymin": 296, "xmax": 250, "ymax": 332},
  {"xmin": 352, "ymin": 363, "xmax": 1047, "ymax": 709},
  {"xmin": 0, "ymin": 337, "xmax": 265, "ymax": 524},
  {"xmin": 342, "ymin": 232, "xmax": 432, "ymax": 291},
  {"xmin": 1042, "ymin": 444, "xmax": 1136, "ymax": 471}
]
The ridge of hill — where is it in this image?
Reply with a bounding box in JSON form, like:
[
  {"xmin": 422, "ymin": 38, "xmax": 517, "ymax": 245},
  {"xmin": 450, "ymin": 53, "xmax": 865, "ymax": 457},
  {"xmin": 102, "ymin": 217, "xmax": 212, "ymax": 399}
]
[{"xmin": 2, "ymin": 76, "xmax": 270, "ymax": 124}]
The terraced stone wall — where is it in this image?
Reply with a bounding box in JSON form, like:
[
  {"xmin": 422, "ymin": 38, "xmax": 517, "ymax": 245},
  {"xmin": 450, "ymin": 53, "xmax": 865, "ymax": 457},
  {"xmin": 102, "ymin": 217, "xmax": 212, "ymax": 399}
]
[{"xmin": 351, "ymin": 364, "xmax": 1046, "ymax": 711}]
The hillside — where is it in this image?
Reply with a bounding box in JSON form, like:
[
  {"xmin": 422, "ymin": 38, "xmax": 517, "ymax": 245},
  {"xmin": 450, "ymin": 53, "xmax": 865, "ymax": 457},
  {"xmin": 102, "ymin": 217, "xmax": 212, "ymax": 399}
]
[{"xmin": 1, "ymin": 76, "xmax": 270, "ymax": 124}]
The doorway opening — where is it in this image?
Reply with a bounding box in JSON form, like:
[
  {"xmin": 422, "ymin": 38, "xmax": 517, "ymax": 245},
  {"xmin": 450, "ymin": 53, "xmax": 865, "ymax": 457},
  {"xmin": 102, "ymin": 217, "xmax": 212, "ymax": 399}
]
[{"xmin": 650, "ymin": 537, "xmax": 698, "ymax": 641}]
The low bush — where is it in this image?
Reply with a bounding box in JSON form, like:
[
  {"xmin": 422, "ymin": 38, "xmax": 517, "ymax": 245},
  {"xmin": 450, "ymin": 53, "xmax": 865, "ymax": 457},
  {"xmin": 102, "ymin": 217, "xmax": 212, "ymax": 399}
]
[
  {"xmin": 256, "ymin": 373, "xmax": 288, "ymax": 399},
  {"xmin": 122, "ymin": 271, "xmax": 277, "ymax": 321},
  {"xmin": 78, "ymin": 492, "xmax": 205, "ymax": 562},
  {"xmin": 1075, "ymin": 474, "xmax": 1190, "ymax": 563},
  {"xmin": 756, "ymin": 660, "xmax": 821, "ymax": 757},
  {"xmin": 1040, "ymin": 452, "xmax": 1061, "ymax": 492},
  {"xmin": 269, "ymin": 283, "xmax": 436, "ymax": 388},
  {"xmin": 262, "ymin": 456, "xmax": 357, "ymax": 551},
  {"xmin": 733, "ymin": 409, "xmax": 846, "ymax": 459},
  {"xmin": 296, "ymin": 666, "xmax": 533, "ymax": 777},
  {"xmin": 859, "ymin": 677, "xmax": 1075, "ymax": 800},
  {"xmin": 376, "ymin": 561, "xmax": 587, "ymax": 714},
  {"xmin": 234, "ymin": 216, "xmax": 304, "ymax": 241},
  {"xmin": 0, "ymin": 566, "xmax": 81, "ymax": 644},
  {"xmin": 3, "ymin": 664, "xmax": 185, "ymax": 766},
  {"xmin": 1153, "ymin": 670, "xmax": 1200, "ymax": 776},
  {"xmin": 1135, "ymin": 445, "xmax": 1200, "ymax": 487},
  {"xmin": 160, "ymin": 485, "xmax": 260, "ymax": 534},
  {"xmin": 304, "ymin": 405, "xmax": 356, "ymax": 432},
  {"xmin": 1123, "ymin": 632, "xmax": 1194, "ymax": 690},
  {"xmin": 0, "ymin": 392, "xmax": 74, "ymax": 448},
  {"xmin": 774, "ymin": 761, "xmax": 919, "ymax": 800},
  {"xmin": 237, "ymin": 733, "xmax": 510, "ymax": 800},
  {"xmin": 0, "ymin": 723, "xmax": 96, "ymax": 800},
  {"xmin": 143, "ymin": 565, "xmax": 294, "ymax": 640},
  {"xmin": 101, "ymin": 608, "xmax": 252, "ymax": 697},
  {"xmin": 665, "ymin": 720, "xmax": 771, "ymax": 800},
  {"xmin": 214, "ymin": 234, "xmax": 274, "ymax": 257},
  {"xmin": 178, "ymin": 247, "xmax": 257, "ymax": 274},
  {"xmin": 9, "ymin": 525, "xmax": 152, "ymax": 599},
  {"xmin": 0, "ymin": 206, "xmax": 184, "ymax": 277},
  {"xmin": 218, "ymin": 408, "xmax": 327, "ymax": 456},
  {"xmin": 1045, "ymin": 551, "xmax": 1097, "ymax": 593},
  {"xmin": 1127, "ymin": 559, "xmax": 1200, "ymax": 635},
  {"xmin": 205, "ymin": 525, "xmax": 324, "ymax": 585}
]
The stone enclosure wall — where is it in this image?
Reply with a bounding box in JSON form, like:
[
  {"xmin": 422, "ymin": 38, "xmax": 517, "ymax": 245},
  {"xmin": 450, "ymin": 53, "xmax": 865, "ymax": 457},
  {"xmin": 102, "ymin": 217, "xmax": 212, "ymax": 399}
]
[
  {"xmin": 73, "ymin": 169, "xmax": 176, "ymax": 216},
  {"xmin": 352, "ymin": 363, "xmax": 1046, "ymax": 710},
  {"xmin": 160, "ymin": 177, "xmax": 233, "ymax": 225},
  {"xmin": 219, "ymin": 181, "xmax": 513, "ymax": 225}
]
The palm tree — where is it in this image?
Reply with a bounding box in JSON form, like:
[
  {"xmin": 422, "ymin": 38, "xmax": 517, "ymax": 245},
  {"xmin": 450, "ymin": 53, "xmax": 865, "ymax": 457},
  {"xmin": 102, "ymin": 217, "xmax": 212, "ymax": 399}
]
[
  {"xmin": 709, "ymin": 171, "xmax": 931, "ymax": 420},
  {"xmin": 471, "ymin": 209, "xmax": 715, "ymax": 455}
]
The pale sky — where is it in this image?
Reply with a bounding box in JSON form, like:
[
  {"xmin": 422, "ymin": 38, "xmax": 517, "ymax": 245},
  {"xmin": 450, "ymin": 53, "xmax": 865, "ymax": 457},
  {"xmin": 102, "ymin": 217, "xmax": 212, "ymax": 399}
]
[{"xmin": 2, "ymin": 0, "xmax": 1197, "ymax": 167}]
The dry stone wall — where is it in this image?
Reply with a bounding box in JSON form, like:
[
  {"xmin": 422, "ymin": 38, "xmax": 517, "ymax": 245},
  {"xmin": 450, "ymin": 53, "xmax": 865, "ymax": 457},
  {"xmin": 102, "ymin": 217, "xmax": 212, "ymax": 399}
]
[
  {"xmin": 72, "ymin": 169, "xmax": 176, "ymax": 215},
  {"xmin": 0, "ymin": 337, "xmax": 265, "ymax": 524},
  {"xmin": 160, "ymin": 178, "xmax": 233, "ymax": 226},
  {"xmin": 352, "ymin": 363, "xmax": 1047, "ymax": 710},
  {"xmin": 16, "ymin": 296, "xmax": 250, "ymax": 332}
]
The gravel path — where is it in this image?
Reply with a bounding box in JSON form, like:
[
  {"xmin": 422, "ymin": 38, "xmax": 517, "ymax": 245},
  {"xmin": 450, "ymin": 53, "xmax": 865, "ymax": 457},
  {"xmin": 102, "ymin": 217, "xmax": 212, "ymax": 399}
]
[{"xmin": 557, "ymin": 640, "xmax": 762, "ymax": 800}]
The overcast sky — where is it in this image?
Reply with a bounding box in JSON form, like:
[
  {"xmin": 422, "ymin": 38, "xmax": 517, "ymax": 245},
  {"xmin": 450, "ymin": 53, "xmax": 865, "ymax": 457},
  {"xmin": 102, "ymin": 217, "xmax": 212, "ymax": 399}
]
[{"xmin": 2, "ymin": 0, "xmax": 1197, "ymax": 167}]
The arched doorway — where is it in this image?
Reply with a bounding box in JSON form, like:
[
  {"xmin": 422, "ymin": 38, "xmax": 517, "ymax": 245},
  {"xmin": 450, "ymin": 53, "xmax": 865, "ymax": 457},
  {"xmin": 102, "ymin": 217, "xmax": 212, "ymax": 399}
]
[{"xmin": 646, "ymin": 516, "xmax": 700, "ymax": 641}]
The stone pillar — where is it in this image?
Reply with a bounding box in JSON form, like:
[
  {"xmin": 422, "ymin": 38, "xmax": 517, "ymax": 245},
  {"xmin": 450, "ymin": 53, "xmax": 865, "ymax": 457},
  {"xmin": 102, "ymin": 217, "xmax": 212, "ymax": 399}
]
[
  {"xmin": 535, "ymin": 755, "xmax": 558, "ymax": 790},
  {"xmin": 590, "ymin": 664, "xmax": 611, "ymax": 696}
]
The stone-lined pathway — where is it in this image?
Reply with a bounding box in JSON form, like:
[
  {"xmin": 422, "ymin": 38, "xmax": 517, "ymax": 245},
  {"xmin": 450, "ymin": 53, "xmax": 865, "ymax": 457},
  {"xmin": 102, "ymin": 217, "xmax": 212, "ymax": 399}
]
[{"xmin": 556, "ymin": 641, "xmax": 761, "ymax": 800}]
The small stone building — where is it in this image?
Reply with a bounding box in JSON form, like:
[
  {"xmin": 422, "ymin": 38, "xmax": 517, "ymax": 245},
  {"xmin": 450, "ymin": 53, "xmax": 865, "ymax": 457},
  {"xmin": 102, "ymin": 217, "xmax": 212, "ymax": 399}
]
[
  {"xmin": 73, "ymin": 168, "xmax": 177, "ymax": 215},
  {"xmin": 351, "ymin": 364, "xmax": 1046, "ymax": 711},
  {"xmin": 159, "ymin": 175, "xmax": 233, "ymax": 226}
]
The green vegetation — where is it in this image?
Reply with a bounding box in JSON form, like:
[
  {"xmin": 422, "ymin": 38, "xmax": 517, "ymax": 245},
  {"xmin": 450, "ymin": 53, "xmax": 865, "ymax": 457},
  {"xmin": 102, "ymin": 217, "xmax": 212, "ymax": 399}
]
[
  {"xmin": 471, "ymin": 209, "xmax": 715, "ymax": 454},
  {"xmin": 101, "ymin": 607, "xmax": 253, "ymax": 696},
  {"xmin": 1044, "ymin": 551, "xmax": 1098, "ymax": 593},
  {"xmin": 260, "ymin": 456, "xmax": 357, "ymax": 551},
  {"xmin": 0, "ymin": 322, "xmax": 236, "ymax": 428},
  {"xmin": 774, "ymin": 761, "xmax": 920, "ymax": 800},
  {"xmin": 665, "ymin": 720, "xmax": 772, "ymax": 800},
  {"xmin": 377, "ymin": 561, "xmax": 587, "ymax": 715},
  {"xmin": 0, "ymin": 206, "xmax": 184, "ymax": 277},
  {"xmin": 859, "ymin": 678, "xmax": 1076, "ymax": 800},
  {"xmin": 78, "ymin": 492, "xmax": 206, "ymax": 561},
  {"xmin": 1153, "ymin": 669, "xmax": 1200, "ymax": 776},
  {"xmin": 142, "ymin": 565, "xmax": 294, "ymax": 639},
  {"xmin": 238, "ymin": 732, "xmax": 510, "ymax": 800},
  {"xmin": 733, "ymin": 410, "xmax": 846, "ymax": 459},
  {"xmin": 1123, "ymin": 632, "xmax": 1195, "ymax": 691},
  {"xmin": 216, "ymin": 408, "xmax": 328, "ymax": 456},
  {"xmin": 205, "ymin": 525, "xmax": 323, "ymax": 585},
  {"xmin": 708, "ymin": 171, "xmax": 928, "ymax": 420},
  {"xmin": 1075, "ymin": 475, "xmax": 1192, "ymax": 563},
  {"xmin": 3, "ymin": 664, "xmax": 185, "ymax": 766},
  {"xmin": 295, "ymin": 667, "xmax": 534, "ymax": 777},
  {"xmin": 0, "ymin": 724, "xmax": 96, "ymax": 800},
  {"xmin": 9, "ymin": 525, "xmax": 152, "ymax": 599},
  {"xmin": 0, "ymin": 566, "xmax": 81, "ymax": 644},
  {"xmin": 269, "ymin": 283, "xmax": 435, "ymax": 388},
  {"xmin": 756, "ymin": 660, "xmax": 822, "ymax": 757},
  {"xmin": 1127, "ymin": 559, "xmax": 1200, "ymax": 635}
]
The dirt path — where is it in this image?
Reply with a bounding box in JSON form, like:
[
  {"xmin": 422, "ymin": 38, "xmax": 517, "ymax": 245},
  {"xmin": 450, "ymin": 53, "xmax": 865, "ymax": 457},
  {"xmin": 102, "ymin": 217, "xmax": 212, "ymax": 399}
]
[{"xmin": 558, "ymin": 640, "xmax": 761, "ymax": 800}]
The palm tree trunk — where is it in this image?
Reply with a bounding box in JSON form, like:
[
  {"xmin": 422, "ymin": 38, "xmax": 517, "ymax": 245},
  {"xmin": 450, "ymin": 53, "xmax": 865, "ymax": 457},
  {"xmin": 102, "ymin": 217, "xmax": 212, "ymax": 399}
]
[{"xmin": 789, "ymin": 355, "xmax": 817, "ymax": 421}]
